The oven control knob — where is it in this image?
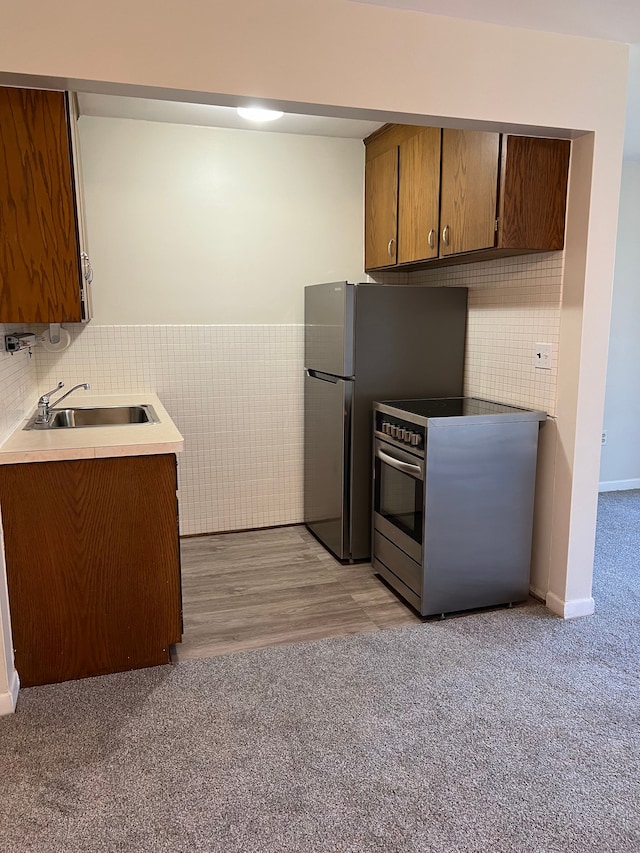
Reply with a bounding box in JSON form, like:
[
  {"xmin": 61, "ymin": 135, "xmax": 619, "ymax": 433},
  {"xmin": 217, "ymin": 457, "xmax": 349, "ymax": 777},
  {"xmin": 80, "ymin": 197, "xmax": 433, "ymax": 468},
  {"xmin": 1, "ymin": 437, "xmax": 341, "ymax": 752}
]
[
  {"xmin": 397, "ymin": 427, "xmax": 405, "ymax": 440},
  {"xmin": 404, "ymin": 431, "xmax": 413, "ymax": 444},
  {"xmin": 390, "ymin": 425, "xmax": 398, "ymax": 438},
  {"xmin": 410, "ymin": 433, "xmax": 422, "ymax": 447},
  {"xmin": 382, "ymin": 422, "xmax": 390, "ymax": 435}
]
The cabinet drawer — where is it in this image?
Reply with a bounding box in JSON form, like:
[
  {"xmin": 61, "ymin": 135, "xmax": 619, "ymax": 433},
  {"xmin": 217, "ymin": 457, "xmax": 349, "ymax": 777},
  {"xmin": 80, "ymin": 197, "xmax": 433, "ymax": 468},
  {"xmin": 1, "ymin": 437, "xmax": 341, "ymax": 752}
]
[{"xmin": 373, "ymin": 529, "xmax": 422, "ymax": 596}]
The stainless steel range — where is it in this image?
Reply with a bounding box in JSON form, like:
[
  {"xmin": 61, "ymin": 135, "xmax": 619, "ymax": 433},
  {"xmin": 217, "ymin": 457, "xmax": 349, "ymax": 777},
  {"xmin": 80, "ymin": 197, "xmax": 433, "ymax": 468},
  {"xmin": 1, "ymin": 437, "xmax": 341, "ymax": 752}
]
[{"xmin": 372, "ymin": 397, "xmax": 546, "ymax": 617}]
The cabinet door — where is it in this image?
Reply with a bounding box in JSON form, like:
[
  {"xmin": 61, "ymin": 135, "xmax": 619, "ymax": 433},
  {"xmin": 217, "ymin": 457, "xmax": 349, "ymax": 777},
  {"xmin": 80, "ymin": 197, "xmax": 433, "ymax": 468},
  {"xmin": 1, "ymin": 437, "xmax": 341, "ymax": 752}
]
[
  {"xmin": 365, "ymin": 147, "xmax": 398, "ymax": 269},
  {"xmin": 0, "ymin": 454, "xmax": 182, "ymax": 687},
  {"xmin": 0, "ymin": 87, "xmax": 82, "ymax": 323},
  {"xmin": 67, "ymin": 92, "xmax": 94, "ymax": 320},
  {"xmin": 498, "ymin": 135, "xmax": 571, "ymax": 251},
  {"xmin": 439, "ymin": 129, "xmax": 500, "ymax": 257},
  {"xmin": 397, "ymin": 127, "xmax": 441, "ymax": 263}
]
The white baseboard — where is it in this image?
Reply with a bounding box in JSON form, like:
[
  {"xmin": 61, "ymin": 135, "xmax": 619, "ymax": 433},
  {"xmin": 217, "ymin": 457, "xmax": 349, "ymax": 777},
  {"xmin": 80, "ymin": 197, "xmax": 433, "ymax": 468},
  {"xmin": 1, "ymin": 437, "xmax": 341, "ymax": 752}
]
[
  {"xmin": 599, "ymin": 478, "xmax": 640, "ymax": 492},
  {"xmin": 546, "ymin": 591, "xmax": 595, "ymax": 619},
  {"xmin": 0, "ymin": 668, "xmax": 19, "ymax": 716}
]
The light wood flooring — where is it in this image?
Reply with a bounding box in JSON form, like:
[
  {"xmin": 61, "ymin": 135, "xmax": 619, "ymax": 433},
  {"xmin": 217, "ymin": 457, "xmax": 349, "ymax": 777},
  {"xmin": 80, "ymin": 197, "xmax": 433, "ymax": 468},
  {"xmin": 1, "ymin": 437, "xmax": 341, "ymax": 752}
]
[{"xmin": 171, "ymin": 525, "xmax": 422, "ymax": 662}]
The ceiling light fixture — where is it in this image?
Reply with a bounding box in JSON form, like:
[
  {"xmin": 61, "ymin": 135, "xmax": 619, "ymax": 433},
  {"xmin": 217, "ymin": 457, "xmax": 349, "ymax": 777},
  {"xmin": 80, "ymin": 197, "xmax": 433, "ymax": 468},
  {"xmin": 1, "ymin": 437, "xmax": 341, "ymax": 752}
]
[{"xmin": 237, "ymin": 107, "xmax": 284, "ymax": 122}]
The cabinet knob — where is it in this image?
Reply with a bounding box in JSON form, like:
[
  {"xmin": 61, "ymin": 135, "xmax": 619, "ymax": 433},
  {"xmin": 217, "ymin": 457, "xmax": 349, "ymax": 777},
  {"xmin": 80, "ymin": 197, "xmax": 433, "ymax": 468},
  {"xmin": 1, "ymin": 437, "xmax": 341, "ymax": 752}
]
[
  {"xmin": 442, "ymin": 225, "xmax": 450, "ymax": 247},
  {"xmin": 428, "ymin": 228, "xmax": 436, "ymax": 250},
  {"xmin": 387, "ymin": 237, "xmax": 396, "ymax": 258}
]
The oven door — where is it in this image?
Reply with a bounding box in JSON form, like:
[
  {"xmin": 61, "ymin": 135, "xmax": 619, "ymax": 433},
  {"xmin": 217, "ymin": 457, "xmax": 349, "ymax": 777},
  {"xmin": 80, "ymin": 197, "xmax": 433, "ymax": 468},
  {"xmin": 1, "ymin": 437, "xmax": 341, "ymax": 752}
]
[{"xmin": 373, "ymin": 437, "xmax": 424, "ymax": 564}]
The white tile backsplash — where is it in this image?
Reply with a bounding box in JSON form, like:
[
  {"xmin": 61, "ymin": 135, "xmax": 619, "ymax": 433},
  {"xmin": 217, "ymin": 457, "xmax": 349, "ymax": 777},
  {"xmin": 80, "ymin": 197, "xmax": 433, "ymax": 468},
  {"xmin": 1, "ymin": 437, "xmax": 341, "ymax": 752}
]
[
  {"xmin": 0, "ymin": 325, "xmax": 37, "ymax": 444},
  {"xmin": 3, "ymin": 252, "xmax": 562, "ymax": 535},
  {"xmin": 406, "ymin": 252, "xmax": 563, "ymax": 416},
  {"xmin": 34, "ymin": 324, "xmax": 304, "ymax": 535}
]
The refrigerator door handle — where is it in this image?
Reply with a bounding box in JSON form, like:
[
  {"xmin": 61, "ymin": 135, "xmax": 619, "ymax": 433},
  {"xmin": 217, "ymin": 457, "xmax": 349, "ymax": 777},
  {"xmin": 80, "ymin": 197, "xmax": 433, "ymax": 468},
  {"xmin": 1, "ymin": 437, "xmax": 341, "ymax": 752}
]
[
  {"xmin": 306, "ymin": 369, "xmax": 341, "ymax": 383},
  {"xmin": 376, "ymin": 447, "xmax": 424, "ymax": 480}
]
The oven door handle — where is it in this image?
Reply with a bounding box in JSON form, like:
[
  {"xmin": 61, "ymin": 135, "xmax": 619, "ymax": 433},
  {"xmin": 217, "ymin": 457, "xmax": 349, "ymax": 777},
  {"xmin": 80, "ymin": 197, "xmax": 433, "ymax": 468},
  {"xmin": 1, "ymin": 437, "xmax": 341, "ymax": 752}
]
[{"xmin": 376, "ymin": 448, "xmax": 423, "ymax": 480}]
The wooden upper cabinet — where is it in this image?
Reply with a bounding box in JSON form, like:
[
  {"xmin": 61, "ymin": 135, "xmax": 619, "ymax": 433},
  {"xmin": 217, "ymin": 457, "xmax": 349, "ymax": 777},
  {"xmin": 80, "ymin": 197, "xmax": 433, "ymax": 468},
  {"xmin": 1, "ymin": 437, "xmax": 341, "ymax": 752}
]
[
  {"xmin": 0, "ymin": 87, "xmax": 88, "ymax": 323},
  {"xmin": 497, "ymin": 135, "xmax": 571, "ymax": 251},
  {"xmin": 398, "ymin": 127, "xmax": 441, "ymax": 263},
  {"xmin": 364, "ymin": 123, "xmax": 570, "ymax": 272},
  {"xmin": 439, "ymin": 129, "xmax": 500, "ymax": 257},
  {"xmin": 365, "ymin": 146, "xmax": 398, "ymax": 269}
]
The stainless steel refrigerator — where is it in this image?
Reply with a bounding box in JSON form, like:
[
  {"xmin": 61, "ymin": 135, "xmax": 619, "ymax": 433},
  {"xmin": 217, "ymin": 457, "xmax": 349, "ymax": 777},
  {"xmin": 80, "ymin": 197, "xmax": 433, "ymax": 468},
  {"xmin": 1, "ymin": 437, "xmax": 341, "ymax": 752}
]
[{"xmin": 304, "ymin": 282, "xmax": 467, "ymax": 561}]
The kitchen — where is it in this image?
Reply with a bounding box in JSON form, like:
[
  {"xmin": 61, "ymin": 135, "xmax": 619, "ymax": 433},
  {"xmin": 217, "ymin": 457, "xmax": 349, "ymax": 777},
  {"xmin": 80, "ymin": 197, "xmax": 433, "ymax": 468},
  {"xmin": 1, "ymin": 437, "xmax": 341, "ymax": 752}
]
[
  {"xmin": 1, "ymin": 96, "xmax": 566, "ymax": 540},
  {"xmin": 0, "ymin": 86, "xmax": 578, "ymax": 683},
  {"xmin": 0, "ymin": 2, "xmax": 629, "ymax": 711}
]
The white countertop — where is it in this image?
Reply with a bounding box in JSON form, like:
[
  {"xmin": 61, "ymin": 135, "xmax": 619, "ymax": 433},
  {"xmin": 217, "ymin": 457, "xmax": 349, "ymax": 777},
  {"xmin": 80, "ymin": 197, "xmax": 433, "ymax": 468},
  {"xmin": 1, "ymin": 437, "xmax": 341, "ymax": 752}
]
[{"xmin": 0, "ymin": 393, "xmax": 184, "ymax": 465}]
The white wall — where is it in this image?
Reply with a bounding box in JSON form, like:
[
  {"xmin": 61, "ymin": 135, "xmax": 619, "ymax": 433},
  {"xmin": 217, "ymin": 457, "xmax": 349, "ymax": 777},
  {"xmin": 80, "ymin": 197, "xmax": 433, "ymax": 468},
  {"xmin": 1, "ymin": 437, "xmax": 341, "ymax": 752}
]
[
  {"xmin": 600, "ymin": 160, "xmax": 640, "ymax": 490},
  {"xmin": 56, "ymin": 116, "xmax": 366, "ymax": 536},
  {"xmin": 79, "ymin": 117, "xmax": 366, "ymax": 324}
]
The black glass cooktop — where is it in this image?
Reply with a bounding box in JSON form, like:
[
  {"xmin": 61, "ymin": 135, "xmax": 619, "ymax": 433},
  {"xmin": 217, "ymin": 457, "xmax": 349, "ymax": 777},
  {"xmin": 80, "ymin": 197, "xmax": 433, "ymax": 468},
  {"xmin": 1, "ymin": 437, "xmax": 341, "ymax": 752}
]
[{"xmin": 383, "ymin": 397, "xmax": 532, "ymax": 418}]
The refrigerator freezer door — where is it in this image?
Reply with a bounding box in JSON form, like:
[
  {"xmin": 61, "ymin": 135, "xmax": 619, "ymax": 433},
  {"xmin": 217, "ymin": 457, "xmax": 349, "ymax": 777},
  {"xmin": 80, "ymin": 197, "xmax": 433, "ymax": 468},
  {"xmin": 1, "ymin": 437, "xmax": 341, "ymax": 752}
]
[
  {"xmin": 304, "ymin": 282, "xmax": 355, "ymax": 377},
  {"xmin": 304, "ymin": 371, "xmax": 353, "ymax": 560}
]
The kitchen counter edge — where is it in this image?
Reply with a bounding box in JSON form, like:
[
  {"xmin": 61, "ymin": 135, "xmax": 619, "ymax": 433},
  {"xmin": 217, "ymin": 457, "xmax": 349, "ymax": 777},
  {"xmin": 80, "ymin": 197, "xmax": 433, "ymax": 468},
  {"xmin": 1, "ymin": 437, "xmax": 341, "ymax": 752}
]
[{"xmin": 0, "ymin": 393, "xmax": 184, "ymax": 465}]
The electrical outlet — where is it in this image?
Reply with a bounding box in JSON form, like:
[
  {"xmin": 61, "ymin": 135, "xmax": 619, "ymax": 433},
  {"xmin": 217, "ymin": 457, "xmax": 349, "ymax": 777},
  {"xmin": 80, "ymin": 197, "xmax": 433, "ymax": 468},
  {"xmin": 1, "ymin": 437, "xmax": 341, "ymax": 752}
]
[
  {"xmin": 602, "ymin": 430, "xmax": 607, "ymax": 446},
  {"xmin": 534, "ymin": 343, "xmax": 552, "ymax": 370}
]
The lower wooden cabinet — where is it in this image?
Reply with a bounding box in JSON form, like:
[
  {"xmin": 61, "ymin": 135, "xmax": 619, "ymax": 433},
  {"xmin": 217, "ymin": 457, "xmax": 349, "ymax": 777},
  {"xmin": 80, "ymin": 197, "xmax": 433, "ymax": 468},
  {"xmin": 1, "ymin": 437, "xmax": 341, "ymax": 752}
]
[{"xmin": 0, "ymin": 454, "xmax": 182, "ymax": 687}]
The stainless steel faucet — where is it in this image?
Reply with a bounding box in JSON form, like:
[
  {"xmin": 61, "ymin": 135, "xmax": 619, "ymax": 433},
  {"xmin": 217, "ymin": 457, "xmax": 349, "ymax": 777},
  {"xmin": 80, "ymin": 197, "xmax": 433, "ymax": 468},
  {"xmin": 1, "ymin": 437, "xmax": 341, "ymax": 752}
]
[{"xmin": 36, "ymin": 381, "xmax": 91, "ymax": 424}]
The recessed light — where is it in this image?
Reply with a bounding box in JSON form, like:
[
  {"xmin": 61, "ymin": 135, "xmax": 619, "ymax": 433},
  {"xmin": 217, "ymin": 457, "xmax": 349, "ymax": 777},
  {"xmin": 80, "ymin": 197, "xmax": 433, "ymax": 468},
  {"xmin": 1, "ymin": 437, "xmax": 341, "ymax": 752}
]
[{"xmin": 237, "ymin": 107, "xmax": 284, "ymax": 122}]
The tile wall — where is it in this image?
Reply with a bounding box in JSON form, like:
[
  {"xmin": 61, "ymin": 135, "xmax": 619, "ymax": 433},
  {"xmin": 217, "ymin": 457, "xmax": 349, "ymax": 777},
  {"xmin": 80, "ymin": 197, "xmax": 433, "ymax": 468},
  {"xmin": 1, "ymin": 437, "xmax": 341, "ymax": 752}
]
[
  {"xmin": 0, "ymin": 325, "xmax": 37, "ymax": 444},
  {"xmin": 34, "ymin": 325, "xmax": 304, "ymax": 536},
  {"xmin": 405, "ymin": 251, "xmax": 563, "ymax": 416},
  {"xmin": 3, "ymin": 252, "xmax": 562, "ymax": 537}
]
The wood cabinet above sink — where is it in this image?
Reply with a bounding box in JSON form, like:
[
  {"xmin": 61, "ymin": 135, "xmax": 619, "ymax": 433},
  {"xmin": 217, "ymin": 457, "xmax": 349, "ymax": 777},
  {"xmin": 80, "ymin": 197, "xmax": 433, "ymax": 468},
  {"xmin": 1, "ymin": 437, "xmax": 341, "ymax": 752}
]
[{"xmin": 0, "ymin": 86, "xmax": 93, "ymax": 323}]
